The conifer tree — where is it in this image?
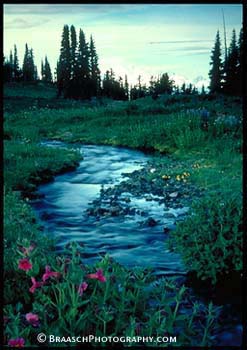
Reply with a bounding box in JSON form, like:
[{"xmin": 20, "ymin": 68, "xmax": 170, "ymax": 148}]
[
  {"xmin": 13, "ymin": 45, "xmax": 20, "ymax": 80},
  {"xmin": 77, "ymin": 29, "xmax": 90, "ymax": 99},
  {"xmin": 9, "ymin": 50, "xmax": 14, "ymax": 81},
  {"xmin": 201, "ymin": 84, "xmax": 206, "ymax": 95},
  {"xmin": 174, "ymin": 85, "xmax": 180, "ymax": 94},
  {"xmin": 9, "ymin": 50, "xmax": 13, "ymax": 67},
  {"xmin": 181, "ymin": 82, "xmax": 186, "ymax": 94},
  {"xmin": 124, "ymin": 75, "xmax": 129, "ymax": 100},
  {"xmin": 70, "ymin": 25, "xmax": 77, "ymax": 79},
  {"xmin": 235, "ymin": 28, "xmax": 243, "ymax": 95},
  {"xmin": 89, "ymin": 35, "xmax": 101, "ymax": 96},
  {"xmin": 43, "ymin": 56, "xmax": 52, "ymax": 82},
  {"xmin": 58, "ymin": 25, "xmax": 71, "ymax": 97},
  {"xmin": 22, "ymin": 44, "xmax": 36, "ymax": 81},
  {"xmin": 102, "ymin": 70, "xmax": 111, "ymax": 97},
  {"xmin": 41, "ymin": 60, "xmax": 44, "ymax": 80},
  {"xmin": 223, "ymin": 29, "xmax": 239, "ymax": 95},
  {"xmin": 209, "ymin": 30, "xmax": 223, "ymax": 93},
  {"xmin": 3, "ymin": 56, "xmax": 13, "ymax": 82},
  {"xmin": 157, "ymin": 73, "xmax": 174, "ymax": 94}
]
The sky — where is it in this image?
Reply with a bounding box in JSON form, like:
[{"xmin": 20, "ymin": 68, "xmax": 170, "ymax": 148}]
[{"xmin": 3, "ymin": 4, "xmax": 243, "ymax": 89}]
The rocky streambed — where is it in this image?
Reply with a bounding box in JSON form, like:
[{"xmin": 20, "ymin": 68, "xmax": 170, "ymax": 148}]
[
  {"xmin": 31, "ymin": 141, "xmax": 203, "ymax": 275},
  {"xmin": 30, "ymin": 141, "xmax": 242, "ymax": 346}
]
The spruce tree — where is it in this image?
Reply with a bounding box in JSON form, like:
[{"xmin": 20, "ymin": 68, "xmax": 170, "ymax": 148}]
[
  {"xmin": 158, "ymin": 73, "xmax": 174, "ymax": 94},
  {"xmin": 124, "ymin": 75, "xmax": 129, "ymax": 100},
  {"xmin": 58, "ymin": 25, "xmax": 71, "ymax": 97},
  {"xmin": 102, "ymin": 70, "xmax": 111, "ymax": 97},
  {"xmin": 201, "ymin": 84, "xmax": 206, "ymax": 95},
  {"xmin": 236, "ymin": 28, "xmax": 243, "ymax": 95},
  {"xmin": 13, "ymin": 45, "xmax": 20, "ymax": 80},
  {"xmin": 209, "ymin": 30, "xmax": 223, "ymax": 94},
  {"xmin": 3, "ymin": 56, "xmax": 13, "ymax": 82},
  {"xmin": 22, "ymin": 44, "xmax": 36, "ymax": 81},
  {"xmin": 77, "ymin": 29, "xmax": 90, "ymax": 99},
  {"xmin": 70, "ymin": 25, "xmax": 77, "ymax": 79},
  {"xmin": 41, "ymin": 60, "xmax": 44, "ymax": 80},
  {"xmin": 223, "ymin": 29, "xmax": 239, "ymax": 95},
  {"xmin": 43, "ymin": 56, "xmax": 52, "ymax": 82},
  {"xmin": 89, "ymin": 35, "xmax": 101, "ymax": 97},
  {"xmin": 9, "ymin": 50, "xmax": 14, "ymax": 81},
  {"xmin": 181, "ymin": 82, "xmax": 186, "ymax": 94}
]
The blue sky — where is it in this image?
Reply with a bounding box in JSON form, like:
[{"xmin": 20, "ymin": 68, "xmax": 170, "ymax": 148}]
[{"xmin": 3, "ymin": 4, "xmax": 242, "ymax": 88}]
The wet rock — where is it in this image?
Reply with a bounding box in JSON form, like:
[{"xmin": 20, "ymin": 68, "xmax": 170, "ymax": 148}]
[
  {"xmin": 169, "ymin": 192, "xmax": 178, "ymax": 198},
  {"xmin": 164, "ymin": 212, "xmax": 176, "ymax": 219},
  {"xmin": 23, "ymin": 191, "xmax": 45, "ymax": 200},
  {"xmin": 128, "ymin": 208, "xmax": 136, "ymax": 215},
  {"xmin": 141, "ymin": 217, "xmax": 158, "ymax": 227},
  {"xmin": 109, "ymin": 206, "xmax": 120, "ymax": 216},
  {"xmin": 163, "ymin": 223, "xmax": 176, "ymax": 233}
]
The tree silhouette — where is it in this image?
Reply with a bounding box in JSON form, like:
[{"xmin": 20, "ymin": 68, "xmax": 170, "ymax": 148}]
[
  {"xmin": 209, "ymin": 30, "xmax": 223, "ymax": 93},
  {"xmin": 89, "ymin": 35, "xmax": 101, "ymax": 97},
  {"xmin": 223, "ymin": 29, "xmax": 239, "ymax": 95}
]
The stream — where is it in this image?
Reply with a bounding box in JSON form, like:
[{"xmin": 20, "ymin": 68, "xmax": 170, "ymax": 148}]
[
  {"xmin": 31, "ymin": 141, "xmax": 242, "ymax": 346},
  {"xmin": 31, "ymin": 141, "xmax": 186, "ymax": 276}
]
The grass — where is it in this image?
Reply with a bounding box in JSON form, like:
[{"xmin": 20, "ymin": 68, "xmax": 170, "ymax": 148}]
[{"xmin": 3, "ymin": 82, "xmax": 242, "ymax": 347}]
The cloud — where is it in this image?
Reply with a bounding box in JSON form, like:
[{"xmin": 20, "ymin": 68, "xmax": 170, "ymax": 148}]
[
  {"xmin": 4, "ymin": 17, "xmax": 50, "ymax": 29},
  {"xmin": 3, "ymin": 4, "xmax": 145, "ymax": 16},
  {"xmin": 149, "ymin": 40, "xmax": 213, "ymax": 44}
]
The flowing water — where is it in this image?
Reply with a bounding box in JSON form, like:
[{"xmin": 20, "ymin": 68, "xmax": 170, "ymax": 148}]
[
  {"xmin": 31, "ymin": 141, "xmax": 186, "ymax": 276},
  {"xmin": 31, "ymin": 141, "xmax": 242, "ymax": 345}
]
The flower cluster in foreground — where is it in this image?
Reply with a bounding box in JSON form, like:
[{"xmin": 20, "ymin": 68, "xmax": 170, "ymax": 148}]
[{"xmin": 8, "ymin": 254, "xmax": 107, "ymax": 347}]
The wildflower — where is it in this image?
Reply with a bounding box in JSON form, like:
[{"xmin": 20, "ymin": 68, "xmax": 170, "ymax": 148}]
[
  {"xmin": 87, "ymin": 268, "xmax": 106, "ymax": 282},
  {"xmin": 25, "ymin": 313, "xmax": 39, "ymax": 327},
  {"xmin": 8, "ymin": 337, "xmax": 25, "ymax": 347},
  {"xmin": 78, "ymin": 282, "xmax": 88, "ymax": 296},
  {"xmin": 42, "ymin": 265, "xmax": 60, "ymax": 282},
  {"xmin": 150, "ymin": 168, "xmax": 156, "ymax": 173},
  {"xmin": 20, "ymin": 243, "xmax": 35, "ymax": 256},
  {"xmin": 176, "ymin": 175, "xmax": 181, "ymax": 181},
  {"xmin": 18, "ymin": 258, "xmax": 32, "ymax": 271},
  {"xmin": 29, "ymin": 277, "xmax": 43, "ymax": 293}
]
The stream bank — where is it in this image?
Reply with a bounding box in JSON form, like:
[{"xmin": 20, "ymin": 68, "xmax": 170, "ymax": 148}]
[{"xmin": 29, "ymin": 141, "xmax": 242, "ymax": 346}]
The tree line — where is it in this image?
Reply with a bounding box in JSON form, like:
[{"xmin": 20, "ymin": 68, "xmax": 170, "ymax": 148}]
[
  {"xmin": 3, "ymin": 24, "xmax": 243, "ymax": 99},
  {"xmin": 4, "ymin": 43, "xmax": 53, "ymax": 83},
  {"xmin": 209, "ymin": 28, "xmax": 243, "ymax": 95}
]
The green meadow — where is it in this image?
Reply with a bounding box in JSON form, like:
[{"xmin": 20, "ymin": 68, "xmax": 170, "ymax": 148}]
[{"xmin": 4, "ymin": 82, "xmax": 242, "ymax": 347}]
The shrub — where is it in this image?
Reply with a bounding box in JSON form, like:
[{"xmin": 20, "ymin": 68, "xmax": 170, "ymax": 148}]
[{"xmin": 168, "ymin": 193, "xmax": 242, "ymax": 284}]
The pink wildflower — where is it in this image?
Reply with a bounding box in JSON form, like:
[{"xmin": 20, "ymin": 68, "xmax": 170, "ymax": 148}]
[
  {"xmin": 20, "ymin": 244, "xmax": 35, "ymax": 256},
  {"xmin": 78, "ymin": 282, "xmax": 88, "ymax": 296},
  {"xmin": 42, "ymin": 265, "xmax": 60, "ymax": 282},
  {"xmin": 87, "ymin": 268, "xmax": 106, "ymax": 282},
  {"xmin": 29, "ymin": 277, "xmax": 43, "ymax": 293},
  {"xmin": 8, "ymin": 337, "xmax": 25, "ymax": 347},
  {"xmin": 18, "ymin": 258, "xmax": 32, "ymax": 271},
  {"xmin": 25, "ymin": 313, "xmax": 39, "ymax": 327}
]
